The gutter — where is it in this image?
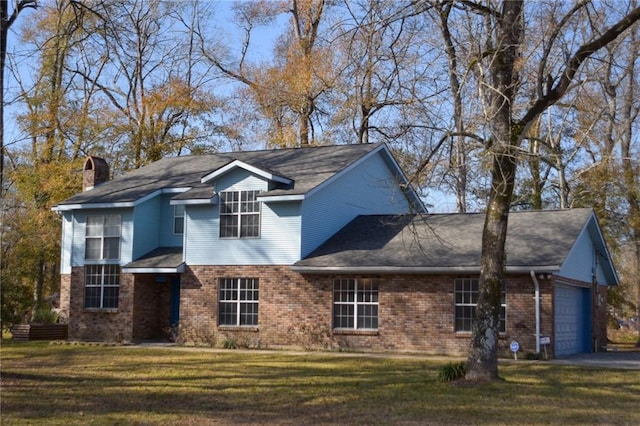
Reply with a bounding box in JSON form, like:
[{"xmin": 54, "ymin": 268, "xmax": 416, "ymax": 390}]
[
  {"xmin": 290, "ymin": 265, "xmax": 560, "ymax": 275},
  {"xmin": 530, "ymin": 270, "xmax": 541, "ymax": 353}
]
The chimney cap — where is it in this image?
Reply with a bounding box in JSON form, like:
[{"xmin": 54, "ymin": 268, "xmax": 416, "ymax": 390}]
[
  {"xmin": 84, "ymin": 156, "xmax": 108, "ymax": 171},
  {"xmin": 83, "ymin": 156, "xmax": 110, "ymax": 191}
]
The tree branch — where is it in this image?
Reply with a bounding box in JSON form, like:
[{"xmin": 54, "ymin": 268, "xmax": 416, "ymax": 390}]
[{"xmin": 521, "ymin": 6, "xmax": 640, "ymax": 126}]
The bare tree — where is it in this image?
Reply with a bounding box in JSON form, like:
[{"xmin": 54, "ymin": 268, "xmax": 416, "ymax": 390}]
[
  {"xmin": 434, "ymin": 0, "xmax": 640, "ymax": 381},
  {"xmin": 1, "ymin": 0, "xmax": 37, "ymax": 194}
]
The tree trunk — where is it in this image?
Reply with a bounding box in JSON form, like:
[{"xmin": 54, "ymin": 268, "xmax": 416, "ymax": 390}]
[
  {"xmin": 1, "ymin": 0, "xmax": 7, "ymax": 194},
  {"xmin": 466, "ymin": 0, "xmax": 523, "ymax": 381},
  {"xmin": 437, "ymin": 2, "xmax": 467, "ymax": 213}
]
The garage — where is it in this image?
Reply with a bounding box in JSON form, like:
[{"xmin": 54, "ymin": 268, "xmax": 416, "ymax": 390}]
[{"xmin": 554, "ymin": 283, "xmax": 591, "ymax": 357}]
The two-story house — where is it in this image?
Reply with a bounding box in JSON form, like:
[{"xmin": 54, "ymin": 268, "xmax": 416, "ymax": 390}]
[{"xmin": 53, "ymin": 143, "xmax": 618, "ymax": 358}]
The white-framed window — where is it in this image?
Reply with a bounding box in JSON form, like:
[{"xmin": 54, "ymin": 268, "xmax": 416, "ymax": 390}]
[
  {"xmin": 454, "ymin": 278, "xmax": 506, "ymax": 333},
  {"xmin": 219, "ymin": 190, "xmax": 260, "ymax": 238},
  {"xmin": 173, "ymin": 205, "xmax": 185, "ymax": 235},
  {"xmin": 85, "ymin": 264, "xmax": 120, "ymax": 309},
  {"xmin": 85, "ymin": 215, "xmax": 121, "ymax": 260},
  {"xmin": 218, "ymin": 278, "xmax": 259, "ymax": 326},
  {"xmin": 333, "ymin": 278, "xmax": 379, "ymax": 330}
]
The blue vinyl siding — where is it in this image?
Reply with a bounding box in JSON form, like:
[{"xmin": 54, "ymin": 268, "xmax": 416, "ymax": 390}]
[
  {"xmin": 184, "ymin": 204, "xmax": 217, "ymax": 265},
  {"xmin": 215, "ymin": 168, "xmax": 266, "ymax": 192},
  {"xmin": 186, "ymin": 201, "xmax": 301, "ymax": 265},
  {"xmin": 559, "ymin": 223, "xmax": 601, "ymax": 285},
  {"xmin": 70, "ymin": 209, "xmax": 133, "ymax": 266},
  {"xmin": 132, "ymin": 197, "xmax": 161, "ymax": 259},
  {"xmin": 300, "ymin": 152, "xmax": 410, "ymax": 257},
  {"xmin": 159, "ymin": 193, "xmax": 184, "ymax": 247},
  {"xmin": 184, "ymin": 168, "xmax": 302, "ymax": 265}
]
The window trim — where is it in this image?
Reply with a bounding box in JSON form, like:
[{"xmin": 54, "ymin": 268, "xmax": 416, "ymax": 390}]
[
  {"xmin": 85, "ymin": 215, "xmax": 121, "ymax": 261},
  {"xmin": 454, "ymin": 277, "xmax": 506, "ymax": 333},
  {"xmin": 218, "ymin": 278, "xmax": 259, "ymax": 327},
  {"xmin": 173, "ymin": 205, "xmax": 185, "ymax": 235},
  {"xmin": 333, "ymin": 278, "xmax": 379, "ymax": 331},
  {"xmin": 219, "ymin": 190, "xmax": 261, "ymax": 239},
  {"xmin": 84, "ymin": 264, "xmax": 120, "ymax": 310}
]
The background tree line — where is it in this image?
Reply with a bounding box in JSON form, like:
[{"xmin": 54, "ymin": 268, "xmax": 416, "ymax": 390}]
[{"xmin": 2, "ymin": 0, "xmax": 639, "ymax": 379}]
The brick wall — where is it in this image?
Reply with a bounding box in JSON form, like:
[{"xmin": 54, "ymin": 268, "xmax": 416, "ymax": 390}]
[
  {"xmin": 65, "ymin": 267, "xmax": 135, "ymax": 343},
  {"xmin": 131, "ymin": 275, "xmax": 172, "ymax": 340},
  {"xmin": 60, "ymin": 274, "xmax": 70, "ymax": 322},
  {"xmin": 178, "ymin": 266, "xmax": 558, "ymax": 357},
  {"xmin": 62, "ymin": 265, "xmax": 607, "ymax": 357}
]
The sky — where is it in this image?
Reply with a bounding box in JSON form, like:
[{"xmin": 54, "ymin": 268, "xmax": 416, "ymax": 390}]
[{"xmin": 2, "ymin": 0, "xmax": 458, "ymax": 212}]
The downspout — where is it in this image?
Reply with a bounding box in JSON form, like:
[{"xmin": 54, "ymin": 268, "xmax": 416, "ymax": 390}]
[{"xmin": 530, "ymin": 270, "xmax": 541, "ymax": 353}]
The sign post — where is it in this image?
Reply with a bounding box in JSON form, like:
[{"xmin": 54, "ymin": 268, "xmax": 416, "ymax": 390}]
[
  {"xmin": 539, "ymin": 336, "xmax": 550, "ymax": 360},
  {"xmin": 510, "ymin": 340, "xmax": 520, "ymax": 360}
]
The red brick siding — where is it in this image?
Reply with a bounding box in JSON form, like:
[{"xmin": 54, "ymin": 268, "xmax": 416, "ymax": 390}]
[
  {"xmin": 64, "ymin": 267, "xmax": 134, "ymax": 342},
  {"xmin": 60, "ymin": 274, "xmax": 71, "ymax": 322},
  {"xmin": 178, "ymin": 267, "xmax": 561, "ymax": 356},
  {"xmin": 61, "ymin": 265, "xmax": 607, "ymax": 357},
  {"xmin": 131, "ymin": 275, "xmax": 172, "ymax": 340}
]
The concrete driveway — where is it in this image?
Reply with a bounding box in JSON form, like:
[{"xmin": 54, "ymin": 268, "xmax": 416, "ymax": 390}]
[{"xmin": 552, "ymin": 351, "xmax": 640, "ymax": 370}]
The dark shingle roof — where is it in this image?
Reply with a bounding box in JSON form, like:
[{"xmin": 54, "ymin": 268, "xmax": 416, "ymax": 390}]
[
  {"xmin": 55, "ymin": 143, "xmax": 383, "ymax": 206},
  {"xmin": 293, "ymin": 209, "xmax": 595, "ymax": 272},
  {"xmin": 122, "ymin": 247, "xmax": 184, "ymax": 272}
]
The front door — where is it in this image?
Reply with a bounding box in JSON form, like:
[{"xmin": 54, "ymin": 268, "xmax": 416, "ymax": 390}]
[{"xmin": 170, "ymin": 277, "xmax": 180, "ymax": 328}]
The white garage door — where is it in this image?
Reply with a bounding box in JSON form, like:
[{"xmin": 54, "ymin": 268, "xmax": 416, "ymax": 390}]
[{"xmin": 554, "ymin": 284, "xmax": 590, "ymax": 357}]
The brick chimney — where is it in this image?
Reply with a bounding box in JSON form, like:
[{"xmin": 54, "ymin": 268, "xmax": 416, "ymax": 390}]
[{"xmin": 83, "ymin": 156, "xmax": 110, "ymax": 191}]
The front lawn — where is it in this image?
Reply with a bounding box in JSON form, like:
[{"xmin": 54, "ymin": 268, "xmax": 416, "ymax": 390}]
[{"xmin": 1, "ymin": 341, "xmax": 639, "ymax": 425}]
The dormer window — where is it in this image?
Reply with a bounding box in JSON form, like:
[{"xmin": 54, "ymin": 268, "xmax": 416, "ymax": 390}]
[
  {"xmin": 173, "ymin": 205, "xmax": 185, "ymax": 235},
  {"xmin": 219, "ymin": 190, "xmax": 261, "ymax": 238}
]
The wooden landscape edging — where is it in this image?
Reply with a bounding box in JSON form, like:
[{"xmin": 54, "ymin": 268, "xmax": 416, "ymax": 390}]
[{"xmin": 11, "ymin": 324, "xmax": 68, "ymax": 341}]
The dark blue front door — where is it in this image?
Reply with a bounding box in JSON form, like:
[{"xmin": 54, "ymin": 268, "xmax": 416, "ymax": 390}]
[{"xmin": 170, "ymin": 277, "xmax": 180, "ymax": 327}]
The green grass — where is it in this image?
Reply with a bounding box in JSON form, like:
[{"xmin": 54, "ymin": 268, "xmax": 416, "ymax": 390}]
[{"xmin": 1, "ymin": 341, "xmax": 639, "ymax": 425}]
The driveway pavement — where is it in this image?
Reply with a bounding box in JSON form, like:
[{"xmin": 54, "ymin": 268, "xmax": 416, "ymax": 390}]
[{"xmin": 551, "ymin": 350, "xmax": 640, "ymax": 370}]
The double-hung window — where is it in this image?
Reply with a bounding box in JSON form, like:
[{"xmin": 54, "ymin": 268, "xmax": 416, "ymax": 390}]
[
  {"xmin": 85, "ymin": 215, "xmax": 121, "ymax": 260},
  {"xmin": 173, "ymin": 205, "xmax": 185, "ymax": 235},
  {"xmin": 218, "ymin": 278, "xmax": 259, "ymax": 326},
  {"xmin": 333, "ymin": 278, "xmax": 379, "ymax": 330},
  {"xmin": 85, "ymin": 264, "xmax": 120, "ymax": 309},
  {"xmin": 84, "ymin": 215, "xmax": 121, "ymax": 309},
  {"xmin": 219, "ymin": 190, "xmax": 260, "ymax": 238},
  {"xmin": 454, "ymin": 278, "xmax": 506, "ymax": 333}
]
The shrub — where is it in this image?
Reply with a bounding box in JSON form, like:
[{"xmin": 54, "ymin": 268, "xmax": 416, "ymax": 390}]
[
  {"xmin": 222, "ymin": 339, "xmax": 237, "ymax": 349},
  {"xmin": 524, "ymin": 352, "xmax": 543, "ymax": 360},
  {"xmin": 436, "ymin": 361, "xmax": 466, "ymax": 382},
  {"xmin": 31, "ymin": 307, "xmax": 59, "ymax": 324}
]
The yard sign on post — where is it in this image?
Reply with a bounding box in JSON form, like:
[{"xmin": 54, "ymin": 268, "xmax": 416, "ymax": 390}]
[
  {"xmin": 510, "ymin": 340, "xmax": 519, "ymax": 360},
  {"xmin": 540, "ymin": 336, "xmax": 550, "ymax": 360}
]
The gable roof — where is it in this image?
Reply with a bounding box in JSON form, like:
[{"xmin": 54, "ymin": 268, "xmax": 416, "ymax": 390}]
[
  {"xmin": 53, "ymin": 143, "xmax": 422, "ymax": 210},
  {"xmin": 292, "ymin": 208, "xmax": 618, "ymax": 284}
]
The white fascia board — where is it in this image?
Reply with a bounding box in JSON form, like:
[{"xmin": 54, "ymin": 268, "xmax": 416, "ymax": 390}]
[
  {"xmin": 201, "ymin": 160, "xmax": 292, "ymax": 185},
  {"xmin": 290, "ymin": 265, "xmax": 560, "ymax": 274},
  {"xmin": 122, "ymin": 264, "xmax": 186, "ymax": 274},
  {"xmin": 52, "ymin": 201, "xmax": 136, "ymax": 211},
  {"xmin": 257, "ymin": 194, "xmax": 305, "ymax": 202},
  {"xmin": 170, "ymin": 197, "xmax": 218, "ymax": 206},
  {"xmin": 162, "ymin": 188, "xmax": 191, "ymax": 194},
  {"xmin": 51, "ymin": 187, "xmax": 190, "ymax": 212}
]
